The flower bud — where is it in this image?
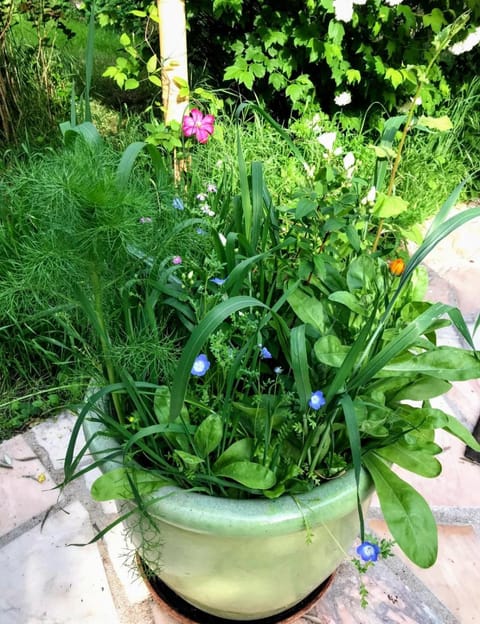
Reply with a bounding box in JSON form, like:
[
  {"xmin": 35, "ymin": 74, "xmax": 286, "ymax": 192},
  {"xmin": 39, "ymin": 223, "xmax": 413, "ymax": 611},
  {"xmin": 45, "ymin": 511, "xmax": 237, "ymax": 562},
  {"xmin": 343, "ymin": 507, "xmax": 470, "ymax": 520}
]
[{"xmin": 388, "ymin": 258, "xmax": 406, "ymax": 276}]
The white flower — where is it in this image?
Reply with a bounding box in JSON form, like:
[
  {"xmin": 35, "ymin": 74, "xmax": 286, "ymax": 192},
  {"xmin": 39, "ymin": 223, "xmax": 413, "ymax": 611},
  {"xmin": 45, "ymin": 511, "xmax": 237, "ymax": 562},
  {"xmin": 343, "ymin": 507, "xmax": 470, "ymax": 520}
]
[
  {"xmin": 201, "ymin": 204, "xmax": 215, "ymax": 217},
  {"xmin": 385, "ymin": 0, "xmax": 403, "ymax": 5},
  {"xmin": 334, "ymin": 91, "xmax": 352, "ymax": 107},
  {"xmin": 449, "ymin": 26, "xmax": 480, "ymax": 56},
  {"xmin": 361, "ymin": 186, "xmax": 377, "ymax": 205},
  {"xmin": 353, "ymin": 0, "xmax": 367, "ymax": 4},
  {"xmin": 343, "ymin": 152, "xmax": 355, "ymax": 178},
  {"xmin": 333, "ymin": 0, "xmax": 353, "ymax": 23},
  {"xmin": 304, "ymin": 163, "xmax": 315, "ymax": 178},
  {"xmin": 334, "ymin": 147, "xmax": 343, "ymax": 156},
  {"xmin": 317, "ymin": 131, "xmax": 337, "ymax": 152}
]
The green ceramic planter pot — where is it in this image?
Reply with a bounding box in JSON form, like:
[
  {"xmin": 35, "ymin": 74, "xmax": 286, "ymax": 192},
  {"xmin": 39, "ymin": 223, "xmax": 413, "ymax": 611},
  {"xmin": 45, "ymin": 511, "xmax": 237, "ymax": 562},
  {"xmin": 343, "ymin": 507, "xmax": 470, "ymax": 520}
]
[{"xmin": 84, "ymin": 415, "xmax": 373, "ymax": 621}]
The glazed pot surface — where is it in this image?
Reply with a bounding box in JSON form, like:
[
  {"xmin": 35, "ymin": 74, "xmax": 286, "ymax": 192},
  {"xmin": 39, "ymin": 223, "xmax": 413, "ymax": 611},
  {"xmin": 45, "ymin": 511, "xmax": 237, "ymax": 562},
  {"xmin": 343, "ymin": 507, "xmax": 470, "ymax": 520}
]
[{"xmin": 84, "ymin": 413, "xmax": 373, "ymax": 620}]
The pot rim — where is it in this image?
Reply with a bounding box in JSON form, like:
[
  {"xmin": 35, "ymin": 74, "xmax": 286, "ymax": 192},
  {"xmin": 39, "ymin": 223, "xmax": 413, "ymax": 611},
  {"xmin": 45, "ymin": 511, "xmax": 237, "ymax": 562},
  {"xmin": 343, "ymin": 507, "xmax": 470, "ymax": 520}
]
[{"xmin": 83, "ymin": 409, "xmax": 373, "ymax": 537}]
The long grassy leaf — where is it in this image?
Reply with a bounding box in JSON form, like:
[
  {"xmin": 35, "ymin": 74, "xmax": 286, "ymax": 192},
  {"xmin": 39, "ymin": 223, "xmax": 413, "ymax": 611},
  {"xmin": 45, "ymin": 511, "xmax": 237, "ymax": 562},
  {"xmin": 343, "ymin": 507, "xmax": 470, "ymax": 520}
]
[
  {"xmin": 234, "ymin": 102, "xmax": 309, "ymax": 171},
  {"xmin": 290, "ymin": 325, "xmax": 312, "ymax": 410},
  {"xmin": 236, "ymin": 126, "xmax": 252, "ymax": 239},
  {"xmin": 116, "ymin": 141, "xmax": 147, "ymax": 188},
  {"xmin": 169, "ymin": 296, "xmax": 269, "ymax": 421},
  {"xmin": 250, "ymin": 161, "xmax": 264, "ymax": 250},
  {"xmin": 84, "ymin": 0, "xmax": 96, "ymax": 122},
  {"xmin": 425, "ymin": 179, "xmax": 468, "ymax": 236},
  {"xmin": 351, "ymin": 302, "xmax": 451, "ymax": 389},
  {"xmin": 340, "ymin": 393, "xmax": 365, "ymax": 539}
]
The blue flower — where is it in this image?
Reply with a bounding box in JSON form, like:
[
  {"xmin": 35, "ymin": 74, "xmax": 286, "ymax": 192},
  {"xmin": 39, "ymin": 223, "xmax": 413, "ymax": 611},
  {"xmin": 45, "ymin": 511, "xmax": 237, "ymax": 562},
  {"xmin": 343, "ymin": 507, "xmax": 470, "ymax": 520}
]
[
  {"xmin": 172, "ymin": 197, "xmax": 184, "ymax": 210},
  {"xmin": 191, "ymin": 354, "xmax": 210, "ymax": 377},
  {"xmin": 196, "ymin": 228, "xmax": 206, "ymax": 235},
  {"xmin": 260, "ymin": 346, "xmax": 272, "ymax": 359},
  {"xmin": 309, "ymin": 390, "xmax": 326, "ymax": 410},
  {"xmin": 274, "ymin": 366, "xmax": 283, "ymax": 374},
  {"xmin": 210, "ymin": 277, "xmax": 226, "ymax": 285},
  {"xmin": 356, "ymin": 541, "xmax": 380, "ymax": 562}
]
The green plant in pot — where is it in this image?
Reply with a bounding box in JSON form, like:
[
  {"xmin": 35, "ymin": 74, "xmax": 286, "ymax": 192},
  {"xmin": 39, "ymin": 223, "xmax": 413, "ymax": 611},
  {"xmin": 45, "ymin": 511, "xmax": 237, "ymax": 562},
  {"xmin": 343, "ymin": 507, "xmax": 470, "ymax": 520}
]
[{"xmin": 57, "ymin": 97, "xmax": 480, "ymax": 620}]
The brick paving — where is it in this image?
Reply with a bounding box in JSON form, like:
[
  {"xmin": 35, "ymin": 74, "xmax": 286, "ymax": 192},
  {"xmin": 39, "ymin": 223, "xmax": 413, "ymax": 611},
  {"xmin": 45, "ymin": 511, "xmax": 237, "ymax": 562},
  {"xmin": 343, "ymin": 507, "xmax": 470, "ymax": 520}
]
[{"xmin": 0, "ymin": 205, "xmax": 479, "ymax": 623}]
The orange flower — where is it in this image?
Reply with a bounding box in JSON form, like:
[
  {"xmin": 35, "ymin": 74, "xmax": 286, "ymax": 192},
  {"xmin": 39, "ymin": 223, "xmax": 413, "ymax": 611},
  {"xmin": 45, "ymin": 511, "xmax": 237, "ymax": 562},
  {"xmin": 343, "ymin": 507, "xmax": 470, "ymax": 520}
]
[{"xmin": 388, "ymin": 258, "xmax": 406, "ymax": 276}]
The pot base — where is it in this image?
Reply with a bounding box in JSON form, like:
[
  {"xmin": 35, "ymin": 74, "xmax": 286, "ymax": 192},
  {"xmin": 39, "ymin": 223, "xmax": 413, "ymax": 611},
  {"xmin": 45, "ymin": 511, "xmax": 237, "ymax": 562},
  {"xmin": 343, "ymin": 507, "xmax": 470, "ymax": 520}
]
[{"xmin": 137, "ymin": 554, "xmax": 334, "ymax": 624}]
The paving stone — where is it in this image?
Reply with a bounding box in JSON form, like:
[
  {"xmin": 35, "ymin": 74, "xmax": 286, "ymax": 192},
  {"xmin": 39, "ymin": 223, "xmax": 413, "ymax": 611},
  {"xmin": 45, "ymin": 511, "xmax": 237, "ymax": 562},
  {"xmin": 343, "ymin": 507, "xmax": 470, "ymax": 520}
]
[
  {"xmin": 0, "ymin": 500, "xmax": 120, "ymax": 624},
  {"xmin": 103, "ymin": 522, "xmax": 150, "ymax": 605},
  {"xmin": 32, "ymin": 410, "xmax": 90, "ymax": 471},
  {"xmin": 369, "ymin": 520, "xmax": 480, "ymax": 623},
  {"xmin": 300, "ymin": 561, "xmax": 458, "ymax": 624},
  {"xmin": 305, "ymin": 557, "xmax": 458, "ymax": 624},
  {"xmin": 442, "ymin": 378, "xmax": 480, "ymax": 430},
  {"xmin": 0, "ymin": 435, "xmax": 58, "ymax": 537}
]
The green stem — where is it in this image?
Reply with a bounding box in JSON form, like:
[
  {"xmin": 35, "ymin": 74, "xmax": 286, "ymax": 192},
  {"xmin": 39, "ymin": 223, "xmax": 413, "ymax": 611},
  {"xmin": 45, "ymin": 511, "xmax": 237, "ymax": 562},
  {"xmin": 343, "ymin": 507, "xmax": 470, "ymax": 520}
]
[{"xmin": 372, "ymin": 14, "xmax": 468, "ymax": 253}]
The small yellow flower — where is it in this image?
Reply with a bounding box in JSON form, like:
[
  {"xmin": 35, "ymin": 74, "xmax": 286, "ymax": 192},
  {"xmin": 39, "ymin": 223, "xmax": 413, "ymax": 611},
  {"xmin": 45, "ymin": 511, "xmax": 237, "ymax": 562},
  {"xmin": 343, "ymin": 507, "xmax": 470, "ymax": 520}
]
[
  {"xmin": 388, "ymin": 258, "xmax": 406, "ymax": 276},
  {"xmin": 37, "ymin": 473, "xmax": 46, "ymax": 483}
]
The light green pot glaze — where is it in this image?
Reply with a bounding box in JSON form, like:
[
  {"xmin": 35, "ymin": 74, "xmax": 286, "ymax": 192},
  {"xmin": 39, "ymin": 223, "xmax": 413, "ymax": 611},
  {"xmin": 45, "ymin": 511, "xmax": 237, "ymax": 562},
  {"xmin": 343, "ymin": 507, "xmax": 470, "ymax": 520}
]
[{"xmin": 84, "ymin": 415, "xmax": 373, "ymax": 620}]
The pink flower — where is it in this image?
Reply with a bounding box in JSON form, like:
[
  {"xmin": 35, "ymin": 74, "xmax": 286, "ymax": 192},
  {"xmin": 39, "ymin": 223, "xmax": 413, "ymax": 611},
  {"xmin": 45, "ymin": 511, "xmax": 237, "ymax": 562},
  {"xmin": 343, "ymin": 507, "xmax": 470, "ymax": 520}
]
[
  {"xmin": 172, "ymin": 256, "xmax": 182, "ymax": 265},
  {"xmin": 182, "ymin": 109, "xmax": 215, "ymax": 144}
]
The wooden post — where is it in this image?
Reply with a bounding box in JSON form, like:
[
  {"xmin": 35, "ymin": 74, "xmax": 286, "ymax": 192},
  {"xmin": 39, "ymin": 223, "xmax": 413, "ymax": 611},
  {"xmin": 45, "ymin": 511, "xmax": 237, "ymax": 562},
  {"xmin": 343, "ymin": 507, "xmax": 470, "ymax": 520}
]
[{"xmin": 156, "ymin": 0, "xmax": 189, "ymax": 125}]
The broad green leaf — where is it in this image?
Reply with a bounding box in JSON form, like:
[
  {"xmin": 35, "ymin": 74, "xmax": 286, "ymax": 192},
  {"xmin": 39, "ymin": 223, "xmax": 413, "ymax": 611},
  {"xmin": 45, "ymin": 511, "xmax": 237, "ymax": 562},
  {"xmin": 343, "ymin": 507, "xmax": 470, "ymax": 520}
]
[
  {"xmin": 314, "ymin": 335, "xmax": 350, "ymax": 367},
  {"xmin": 295, "ymin": 197, "xmax": 317, "ymax": 219},
  {"xmin": 441, "ymin": 413, "xmax": 480, "ymax": 452},
  {"xmin": 124, "ymin": 78, "xmax": 140, "ymax": 90},
  {"xmin": 346, "ymin": 224, "xmax": 361, "ymax": 251},
  {"xmin": 287, "ymin": 289, "xmax": 326, "ymax": 333},
  {"xmin": 193, "ymin": 413, "xmax": 223, "ymax": 458},
  {"xmin": 370, "ymin": 145, "xmax": 397, "ymax": 159},
  {"xmin": 381, "ymin": 347, "xmax": 480, "ymax": 381},
  {"xmin": 364, "ymin": 453, "xmax": 438, "ymax": 567},
  {"xmin": 154, "ymin": 386, "xmax": 191, "ymax": 451},
  {"xmin": 173, "ymin": 75, "xmax": 189, "ymax": 88},
  {"xmin": 91, "ymin": 467, "xmax": 170, "ymax": 501},
  {"xmin": 215, "ymin": 461, "xmax": 276, "ymax": 489},
  {"xmin": 417, "ymin": 115, "xmax": 453, "ymax": 132},
  {"xmin": 346, "ymin": 255, "xmax": 376, "ymax": 291},
  {"xmin": 328, "ymin": 291, "xmax": 364, "ymax": 315},
  {"xmin": 213, "ymin": 438, "xmax": 254, "ymax": 472},
  {"xmin": 377, "ymin": 442, "xmax": 442, "ymax": 478},
  {"xmin": 391, "ymin": 376, "xmax": 451, "ymax": 401},
  {"xmin": 385, "ymin": 67, "xmax": 404, "ymax": 89},
  {"xmin": 423, "ymin": 8, "xmax": 447, "ymax": 33},
  {"xmin": 148, "ymin": 74, "xmax": 163, "ymax": 87},
  {"xmin": 146, "ymin": 55, "xmax": 158, "ymax": 74},
  {"xmin": 373, "ymin": 193, "xmax": 409, "ymax": 218},
  {"xmin": 174, "ymin": 450, "xmax": 204, "ymax": 469}
]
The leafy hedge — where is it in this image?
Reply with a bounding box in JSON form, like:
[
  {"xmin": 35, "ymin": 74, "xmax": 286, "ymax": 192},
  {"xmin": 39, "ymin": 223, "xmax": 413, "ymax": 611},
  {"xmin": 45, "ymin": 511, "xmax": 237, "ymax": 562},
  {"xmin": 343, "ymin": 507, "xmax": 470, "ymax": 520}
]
[
  {"xmin": 193, "ymin": 0, "xmax": 480, "ymax": 114},
  {"xmin": 87, "ymin": 0, "xmax": 480, "ymax": 117}
]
